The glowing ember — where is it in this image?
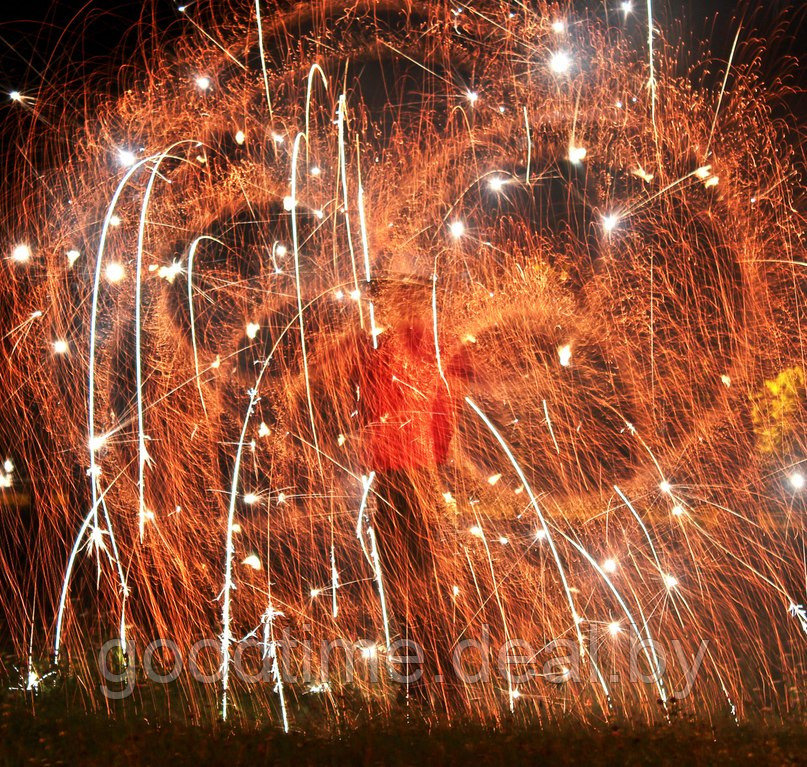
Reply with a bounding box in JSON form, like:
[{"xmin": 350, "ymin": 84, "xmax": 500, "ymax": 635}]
[{"xmin": 0, "ymin": 0, "xmax": 803, "ymax": 732}]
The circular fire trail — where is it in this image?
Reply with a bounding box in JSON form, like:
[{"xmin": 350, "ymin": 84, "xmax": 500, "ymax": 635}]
[{"xmin": 0, "ymin": 0, "xmax": 804, "ymax": 727}]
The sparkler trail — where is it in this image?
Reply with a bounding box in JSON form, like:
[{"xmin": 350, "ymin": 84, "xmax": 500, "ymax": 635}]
[{"xmin": 0, "ymin": 0, "xmax": 804, "ymax": 730}]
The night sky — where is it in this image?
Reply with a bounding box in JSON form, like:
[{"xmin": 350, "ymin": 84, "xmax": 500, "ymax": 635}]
[{"xmin": 0, "ymin": 1, "xmax": 803, "ymax": 92}]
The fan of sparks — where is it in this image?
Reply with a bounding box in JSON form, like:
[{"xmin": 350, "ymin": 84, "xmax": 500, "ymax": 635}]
[{"xmin": 0, "ymin": 0, "xmax": 805, "ymax": 727}]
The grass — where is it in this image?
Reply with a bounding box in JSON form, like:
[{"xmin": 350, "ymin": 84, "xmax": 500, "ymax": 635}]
[{"xmin": 1, "ymin": 686, "xmax": 806, "ymax": 766}]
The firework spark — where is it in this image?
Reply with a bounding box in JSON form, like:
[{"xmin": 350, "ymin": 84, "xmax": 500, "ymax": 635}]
[{"xmin": 0, "ymin": 0, "xmax": 804, "ymax": 730}]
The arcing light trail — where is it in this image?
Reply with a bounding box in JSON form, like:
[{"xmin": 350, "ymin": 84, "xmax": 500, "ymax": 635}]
[{"xmin": 0, "ymin": 0, "xmax": 804, "ymax": 730}]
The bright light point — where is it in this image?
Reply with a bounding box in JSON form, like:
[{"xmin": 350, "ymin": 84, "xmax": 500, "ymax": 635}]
[
  {"xmin": 246, "ymin": 322, "xmax": 260, "ymax": 339},
  {"xmin": 672, "ymin": 505, "xmax": 685, "ymax": 517},
  {"xmin": 488, "ymin": 176, "xmax": 506, "ymax": 192},
  {"xmin": 243, "ymin": 492, "xmax": 258, "ymax": 505},
  {"xmin": 659, "ymin": 480, "xmax": 672, "ymax": 494},
  {"xmin": 310, "ymin": 165, "xmax": 321, "ymax": 176},
  {"xmin": 608, "ymin": 621, "xmax": 622, "ymax": 636},
  {"xmin": 104, "ymin": 262, "xmax": 125, "ymax": 283},
  {"xmin": 510, "ymin": 689, "xmax": 521, "ymax": 700},
  {"xmin": 10, "ymin": 90, "xmax": 22, "ymax": 102},
  {"xmin": 535, "ymin": 528, "xmax": 548, "ymax": 541},
  {"xmin": 157, "ymin": 261, "xmax": 183, "ymax": 283},
  {"xmin": 789, "ymin": 472, "xmax": 805, "ymax": 491},
  {"xmin": 558, "ymin": 344, "xmax": 572, "ymax": 367},
  {"xmin": 469, "ymin": 525, "xmax": 484, "ymax": 538},
  {"xmin": 360, "ymin": 645, "xmax": 377, "ymax": 660},
  {"xmin": 551, "ymin": 20, "xmax": 565, "ymax": 33},
  {"xmin": 488, "ymin": 473, "xmax": 502, "ymax": 485},
  {"xmin": 195, "ymin": 76, "xmax": 211, "ymax": 90},
  {"xmin": 602, "ymin": 558, "xmax": 617, "ymax": 573},
  {"xmin": 452, "ymin": 585, "xmax": 460, "ymax": 597},
  {"xmin": 704, "ymin": 175, "xmax": 719, "ymax": 188},
  {"xmin": 602, "ymin": 214, "xmax": 619, "ymax": 233},
  {"xmin": 310, "ymin": 588, "xmax": 321, "ymax": 598},
  {"xmin": 632, "ymin": 166, "xmax": 654, "ymax": 183},
  {"xmin": 242, "ymin": 554, "xmax": 261, "ymax": 570},
  {"xmin": 53, "ymin": 340, "xmax": 69, "ymax": 355},
  {"xmin": 663, "ymin": 574, "xmax": 679, "ymax": 589},
  {"xmin": 89, "ymin": 526, "xmax": 107, "ymax": 551},
  {"xmin": 118, "ymin": 149, "xmax": 136, "ymax": 168},
  {"xmin": 549, "ymin": 51, "xmax": 571, "ymax": 74},
  {"xmin": 621, "ymin": 1, "xmax": 633, "ymax": 13},
  {"xmin": 466, "ymin": 90, "xmax": 478, "ymax": 105},
  {"xmin": 67, "ymin": 249, "xmax": 80, "ymax": 267},
  {"xmin": 568, "ymin": 145, "xmax": 587, "ymax": 164},
  {"xmin": 694, "ymin": 165, "xmax": 712, "ymax": 179},
  {"xmin": 499, "ymin": 536, "xmax": 509, "ymax": 545},
  {"xmin": 272, "ymin": 132, "xmax": 284, "ymax": 144},
  {"xmin": 314, "ymin": 209, "xmax": 324, "ymax": 219},
  {"xmin": 109, "ymin": 215, "xmax": 122, "ymax": 227},
  {"xmin": 3, "ymin": 460, "xmax": 13, "ymax": 473},
  {"xmin": 615, "ymin": 100, "xmax": 623, "ymax": 109},
  {"xmin": 258, "ymin": 422, "xmax": 270, "ymax": 437},
  {"xmin": 234, "ymin": 130, "xmax": 245, "ymax": 145},
  {"xmin": 11, "ymin": 244, "xmax": 31, "ymax": 263},
  {"xmin": 721, "ymin": 374, "xmax": 732, "ymax": 387},
  {"xmin": 449, "ymin": 220, "xmax": 465, "ymax": 238},
  {"xmin": 282, "ymin": 195, "xmax": 294, "ymax": 211},
  {"xmin": 275, "ymin": 244, "xmax": 287, "ymax": 257},
  {"xmin": 89, "ymin": 434, "xmax": 107, "ymax": 452},
  {"xmin": 349, "ymin": 289, "xmax": 361, "ymax": 301}
]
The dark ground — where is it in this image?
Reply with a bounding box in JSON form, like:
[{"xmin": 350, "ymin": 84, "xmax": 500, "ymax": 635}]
[{"xmin": 1, "ymin": 695, "xmax": 806, "ymax": 767}]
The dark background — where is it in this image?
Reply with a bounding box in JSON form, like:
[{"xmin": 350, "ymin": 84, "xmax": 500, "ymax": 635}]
[
  {"xmin": 0, "ymin": 0, "xmax": 802, "ymax": 212},
  {"xmin": 0, "ymin": 1, "xmax": 803, "ymax": 99}
]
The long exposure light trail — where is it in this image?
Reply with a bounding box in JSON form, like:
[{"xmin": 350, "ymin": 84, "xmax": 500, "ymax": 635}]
[{"xmin": 0, "ymin": 0, "xmax": 803, "ymax": 731}]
